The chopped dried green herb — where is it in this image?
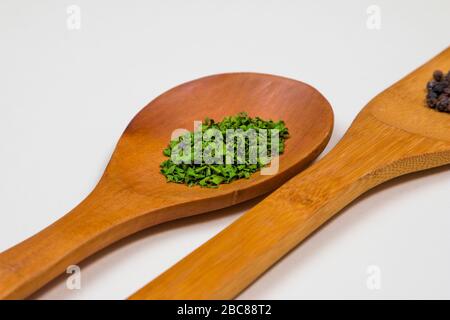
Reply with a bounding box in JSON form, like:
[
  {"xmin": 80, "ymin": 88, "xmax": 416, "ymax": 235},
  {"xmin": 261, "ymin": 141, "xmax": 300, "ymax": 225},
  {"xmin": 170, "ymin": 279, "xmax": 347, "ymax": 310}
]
[{"xmin": 160, "ymin": 112, "xmax": 289, "ymax": 188}]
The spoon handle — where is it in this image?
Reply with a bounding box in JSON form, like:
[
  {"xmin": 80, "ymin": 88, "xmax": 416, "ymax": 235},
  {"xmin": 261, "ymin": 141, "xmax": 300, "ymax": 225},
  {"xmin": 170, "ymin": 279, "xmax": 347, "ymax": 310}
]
[
  {"xmin": 129, "ymin": 114, "xmax": 450, "ymax": 299},
  {"xmin": 0, "ymin": 181, "xmax": 163, "ymax": 300}
]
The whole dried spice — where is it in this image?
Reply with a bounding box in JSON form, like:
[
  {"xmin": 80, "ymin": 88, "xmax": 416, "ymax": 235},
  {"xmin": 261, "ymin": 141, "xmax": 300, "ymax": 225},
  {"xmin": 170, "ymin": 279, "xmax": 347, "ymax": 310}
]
[
  {"xmin": 160, "ymin": 112, "xmax": 289, "ymax": 188},
  {"xmin": 426, "ymin": 70, "xmax": 450, "ymax": 113}
]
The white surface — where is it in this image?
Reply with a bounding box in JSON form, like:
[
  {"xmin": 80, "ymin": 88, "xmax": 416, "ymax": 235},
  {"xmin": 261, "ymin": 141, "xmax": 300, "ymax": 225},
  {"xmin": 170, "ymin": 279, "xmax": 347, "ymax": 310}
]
[{"xmin": 0, "ymin": 0, "xmax": 449, "ymax": 300}]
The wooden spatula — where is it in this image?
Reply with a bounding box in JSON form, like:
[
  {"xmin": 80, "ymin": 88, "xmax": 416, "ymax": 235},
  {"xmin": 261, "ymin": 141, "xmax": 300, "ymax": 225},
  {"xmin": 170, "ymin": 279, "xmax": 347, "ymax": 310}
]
[
  {"xmin": 129, "ymin": 47, "xmax": 450, "ymax": 300},
  {"xmin": 0, "ymin": 73, "xmax": 333, "ymax": 299}
]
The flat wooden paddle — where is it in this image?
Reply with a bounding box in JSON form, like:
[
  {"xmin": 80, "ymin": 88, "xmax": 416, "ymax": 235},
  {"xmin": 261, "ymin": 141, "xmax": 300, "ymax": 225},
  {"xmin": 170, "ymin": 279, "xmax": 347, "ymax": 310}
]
[
  {"xmin": 0, "ymin": 73, "xmax": 333, "ymax": 299},
  {"xmin": 129, "ymin": 47, "xmax": 450, "ymax": 300}
]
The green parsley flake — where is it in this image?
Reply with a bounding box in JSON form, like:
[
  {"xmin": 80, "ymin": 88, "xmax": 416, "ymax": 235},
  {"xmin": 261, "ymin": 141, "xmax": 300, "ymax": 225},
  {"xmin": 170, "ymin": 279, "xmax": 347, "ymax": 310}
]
[{"xmin": 160, "ymin": 112, "xmax": 289, "ymax": 188}]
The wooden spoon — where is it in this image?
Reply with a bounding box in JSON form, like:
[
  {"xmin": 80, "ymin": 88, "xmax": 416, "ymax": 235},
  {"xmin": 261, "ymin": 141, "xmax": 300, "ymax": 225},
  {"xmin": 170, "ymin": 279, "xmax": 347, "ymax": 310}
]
[
  {"xmin": 129, "ymin": 47, "xmax": 450, "ymax": 300},
  {"xmin": 0, "ymin": 73, "xmax": 333, "ymax": 299}
]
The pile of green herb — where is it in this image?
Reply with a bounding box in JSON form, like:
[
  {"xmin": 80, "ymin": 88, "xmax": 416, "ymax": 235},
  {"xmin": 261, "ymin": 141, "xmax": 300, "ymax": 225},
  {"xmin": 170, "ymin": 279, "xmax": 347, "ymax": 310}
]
[{"xmin": 160, "ymin": 112, "xmax": 289, "ymax": 188}]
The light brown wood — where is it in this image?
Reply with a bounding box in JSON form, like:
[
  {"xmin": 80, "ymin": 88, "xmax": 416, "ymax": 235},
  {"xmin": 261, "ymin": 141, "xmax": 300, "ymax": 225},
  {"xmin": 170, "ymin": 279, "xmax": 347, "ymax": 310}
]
[
  {"xmin": 0, "ymin": 73, "xmax": 333, "ymax": 299},
  {"xmin": 129, "ymin": 47, "xmax": 450, "ymax": 300}
]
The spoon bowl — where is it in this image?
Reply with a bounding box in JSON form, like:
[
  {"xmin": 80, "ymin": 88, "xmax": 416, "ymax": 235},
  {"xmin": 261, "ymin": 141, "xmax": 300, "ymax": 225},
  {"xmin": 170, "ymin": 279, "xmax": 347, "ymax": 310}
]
[
  {"xmin": 0, "ymin": 72, "xmax": 333, "ymax": 299},
  {"xmin": 107, "ymin": 73, "xmax": 333, "ymax": 206}
]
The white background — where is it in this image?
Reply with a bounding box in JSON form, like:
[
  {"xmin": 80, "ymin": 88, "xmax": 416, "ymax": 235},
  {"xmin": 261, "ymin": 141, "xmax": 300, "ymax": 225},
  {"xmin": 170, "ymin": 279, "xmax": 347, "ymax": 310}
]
[{"xmin": 1, "ymin": 0, "xmax": 449, "ymax": 299}]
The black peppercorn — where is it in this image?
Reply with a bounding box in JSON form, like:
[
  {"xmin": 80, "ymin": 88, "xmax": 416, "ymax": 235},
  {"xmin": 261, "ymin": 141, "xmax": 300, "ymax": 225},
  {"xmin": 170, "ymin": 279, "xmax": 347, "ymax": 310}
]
[
  {"xmin": 425, "ymin": 70, "xmax": 450, "ymax": 113},
  {"xmin": 433, "ymin": 82, "xmax": 448, "ymax": 93},
  {"xmin": 427, "ymin": 99, "xmax": 437, "ymax": 108},
  {"xmin": 433, "ymin": 70, "xmax": 444, "ymax": 81},
  {"xmin": 427, "ymin": 91, "xmax": 438, "ymax": 100}
]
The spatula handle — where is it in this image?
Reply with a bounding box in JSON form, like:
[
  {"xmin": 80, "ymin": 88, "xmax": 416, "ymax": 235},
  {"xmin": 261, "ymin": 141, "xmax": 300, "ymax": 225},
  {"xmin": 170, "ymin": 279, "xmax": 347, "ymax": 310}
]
[{"xmin": 128, "ymin": 114, "xmax": 450, "ymax": 300}]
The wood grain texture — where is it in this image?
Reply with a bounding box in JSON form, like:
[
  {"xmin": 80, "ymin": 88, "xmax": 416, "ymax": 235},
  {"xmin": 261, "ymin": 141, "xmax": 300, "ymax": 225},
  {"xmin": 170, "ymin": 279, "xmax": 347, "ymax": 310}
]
[
  {"xmin": 129, "ymin": 47, "xmax": 450, "ymax": 300},
  {"xmin": 0, "ymin": 73, "xmax": 333, "ymax": 299}
]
